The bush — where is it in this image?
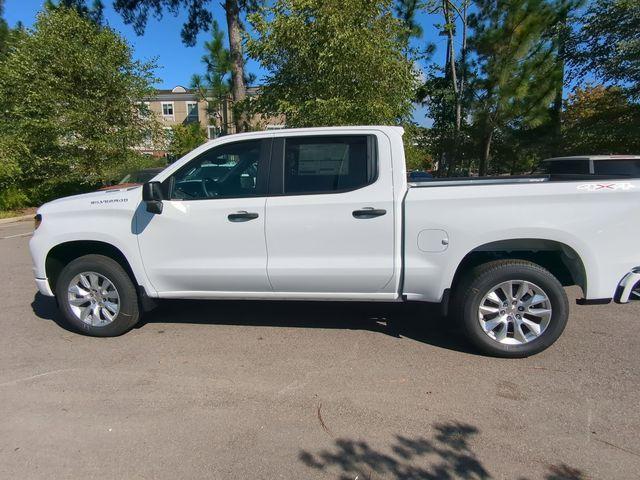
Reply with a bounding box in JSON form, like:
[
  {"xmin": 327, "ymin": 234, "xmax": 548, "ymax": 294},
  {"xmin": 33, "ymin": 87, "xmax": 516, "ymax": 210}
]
[
  {"xmin": 0, "ymin": 186, "xmax": 29, "ymax": 210},
  {"xmin": 0, "ymin": 7, "xmax": 160, "ymax": 207}
]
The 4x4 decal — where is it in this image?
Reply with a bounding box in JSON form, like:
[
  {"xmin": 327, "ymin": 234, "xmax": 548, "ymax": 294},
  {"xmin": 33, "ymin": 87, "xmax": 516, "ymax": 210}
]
[{"xmin": 577, "ymin": 183, "xmax": 637, "ymax": 192}]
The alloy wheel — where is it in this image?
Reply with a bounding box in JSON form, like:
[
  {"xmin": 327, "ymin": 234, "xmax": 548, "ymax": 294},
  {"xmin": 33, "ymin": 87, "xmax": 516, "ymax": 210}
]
[
  {"xmin": 67, "ymin": 272, "xmax": 120, "ymax": 326},
  {"xmin": 477, "ymin": 280, "xmax": 552, "ymax": 345}
]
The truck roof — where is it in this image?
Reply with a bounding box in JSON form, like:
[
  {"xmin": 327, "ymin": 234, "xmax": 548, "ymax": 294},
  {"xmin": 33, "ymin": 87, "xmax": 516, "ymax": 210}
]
[
  {"xmin": 203, "ymin": 126, "xmax": 405, "ymax": 143},
  {"xmin": 543, "ymin": 155, "xmax": 640, "ymax": 161}
]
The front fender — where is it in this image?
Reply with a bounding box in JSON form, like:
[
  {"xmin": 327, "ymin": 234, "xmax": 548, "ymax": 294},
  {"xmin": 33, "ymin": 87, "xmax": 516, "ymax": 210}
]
[{"xmin": 29, "ymin": 197, "xmax": 156, "ymax": 297}]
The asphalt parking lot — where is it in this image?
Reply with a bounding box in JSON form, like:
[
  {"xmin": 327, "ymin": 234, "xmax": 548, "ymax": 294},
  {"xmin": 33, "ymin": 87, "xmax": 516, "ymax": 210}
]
[{"xmin": 1, "ymin": 219, "xmax": 639, "ymax": 479}]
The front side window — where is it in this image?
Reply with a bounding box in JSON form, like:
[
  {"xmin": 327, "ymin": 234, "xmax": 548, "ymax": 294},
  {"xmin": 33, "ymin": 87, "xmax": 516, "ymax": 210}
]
[
  {"xmin": 169, "ymin": 140, "xmax": 264, "ymax": 200},
  {"xmin": 283, "ymin": 135, "xmax": 376, "ymax": 194}
]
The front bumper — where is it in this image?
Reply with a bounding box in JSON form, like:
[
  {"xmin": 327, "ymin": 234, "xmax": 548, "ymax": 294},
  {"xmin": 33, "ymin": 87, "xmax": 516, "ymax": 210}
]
[
  {"xmin": 616, "ymin": 268, "xmax": 640, "ymax": 303},
  {"xmin": 35, "ymin": 277, "xmax": 54, "ymax": 297}
]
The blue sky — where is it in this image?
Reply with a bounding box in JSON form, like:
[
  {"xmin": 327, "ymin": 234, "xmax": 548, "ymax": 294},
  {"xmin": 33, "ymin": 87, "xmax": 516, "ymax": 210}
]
[{"xmin": 5, "ymin": 1, "xmax": 447, "ymax": 126}]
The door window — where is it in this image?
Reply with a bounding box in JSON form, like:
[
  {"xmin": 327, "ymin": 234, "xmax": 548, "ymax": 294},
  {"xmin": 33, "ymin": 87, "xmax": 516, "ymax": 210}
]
[
  {"xmin": 169, "ymin": 140, "xmax": 265, "ymax": 200},
  {"xmin": 283, "ymin": 136, "xmax": 376, "ymax": 194}
]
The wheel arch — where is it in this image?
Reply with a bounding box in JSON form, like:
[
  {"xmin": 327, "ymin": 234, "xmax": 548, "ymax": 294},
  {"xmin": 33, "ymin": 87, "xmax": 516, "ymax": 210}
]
[
  {"xmin": 450, "ymin": 238, "xmax": 587, "ymax": 297},
  {"xmin": 45, "ymin": 240, "xmax": 139, "ymax": 293}
]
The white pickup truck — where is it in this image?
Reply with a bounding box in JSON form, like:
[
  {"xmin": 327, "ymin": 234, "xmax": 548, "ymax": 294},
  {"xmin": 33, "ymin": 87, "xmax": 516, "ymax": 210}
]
[{"xmin": 29, "ymin": 126, "xmax": 640, "ymax": 357}]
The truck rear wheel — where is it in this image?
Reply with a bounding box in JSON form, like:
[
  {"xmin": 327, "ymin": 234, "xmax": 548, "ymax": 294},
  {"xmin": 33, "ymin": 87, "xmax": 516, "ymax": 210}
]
[
  {"xmin": 454, "ymin": 259, "xmax": 569, "ymax": 358},
  {"xmin": 55, "ymin": 254, "xmax": 140, "ymax": 337}
]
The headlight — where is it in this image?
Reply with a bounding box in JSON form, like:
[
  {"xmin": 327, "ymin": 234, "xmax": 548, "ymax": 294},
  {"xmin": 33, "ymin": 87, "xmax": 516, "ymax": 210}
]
[{"xmin": 34, "ymin": 214, "xmax": 42, "ymax": 230}]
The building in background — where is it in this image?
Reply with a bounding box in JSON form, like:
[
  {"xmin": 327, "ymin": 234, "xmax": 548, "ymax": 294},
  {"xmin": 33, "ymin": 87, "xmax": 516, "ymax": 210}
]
[{"xmin": 137, "ymin": 85, "xmax": 284, "ymax": 158}]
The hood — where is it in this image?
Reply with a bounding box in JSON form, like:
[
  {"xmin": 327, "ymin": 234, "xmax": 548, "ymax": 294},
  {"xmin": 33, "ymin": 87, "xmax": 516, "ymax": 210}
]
[{"xmin": 38, "ymin": 186, "xmax": 143, "ymax": 215}]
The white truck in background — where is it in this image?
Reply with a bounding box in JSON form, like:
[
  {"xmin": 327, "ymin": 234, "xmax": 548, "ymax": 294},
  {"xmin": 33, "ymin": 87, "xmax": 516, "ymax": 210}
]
[{"xmin": 29, "ymin": 126, "xmax": 640, "ymax": 357}]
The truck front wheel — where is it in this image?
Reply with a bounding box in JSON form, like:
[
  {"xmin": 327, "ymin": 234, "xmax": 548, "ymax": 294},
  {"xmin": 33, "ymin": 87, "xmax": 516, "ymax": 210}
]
[
  {"xmin": 55, "ymin": 254, "xmax": 141, "ymax": 337},
  {"xmin": 454, "ymin": 259, "xmax": 569, "ymax": 358}
]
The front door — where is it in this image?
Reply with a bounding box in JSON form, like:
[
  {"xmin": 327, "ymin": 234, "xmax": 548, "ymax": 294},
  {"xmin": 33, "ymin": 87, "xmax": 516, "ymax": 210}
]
[
  {"xmin": 136, "ymin": 138, "xmax": 272, "ymax": 295},
  {"xmin": 265, "ymin": 134, "xmax": 396, "ymax": 295}
]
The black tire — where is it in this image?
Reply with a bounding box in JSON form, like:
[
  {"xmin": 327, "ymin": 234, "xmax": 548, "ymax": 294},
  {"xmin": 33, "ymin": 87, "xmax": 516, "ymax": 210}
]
[
  {"xmin": 454, "ymin": 259, "xmax": 569, "ymax": 358},
  {"xmin": 55, "ymin": 254, "xmax": 141, "ymax": 337}
]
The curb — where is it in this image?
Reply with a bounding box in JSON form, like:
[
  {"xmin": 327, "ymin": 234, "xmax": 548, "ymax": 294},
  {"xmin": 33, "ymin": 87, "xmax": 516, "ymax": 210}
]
[{"xmin": 0, "ymin": 214, "xmax": 34, "ymax": 225}]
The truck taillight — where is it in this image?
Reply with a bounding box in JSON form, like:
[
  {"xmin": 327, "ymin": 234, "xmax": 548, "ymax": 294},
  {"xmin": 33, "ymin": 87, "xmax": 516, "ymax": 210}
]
[{"xmin": 34, "ymin": 214, "xmax": 42, "ymax": 230}]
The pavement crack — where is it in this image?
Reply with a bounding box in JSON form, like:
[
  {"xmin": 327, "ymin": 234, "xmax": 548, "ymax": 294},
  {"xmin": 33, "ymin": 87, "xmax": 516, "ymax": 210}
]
[
  {"xmin": 592, "ymin": 436, "xmax": 640, "ymax": 459},
  {"xmin": 317, "ymin": 402, "xmax": 332, "ymax": 437},
  {"xmin": 0, "ymin": 369, "xmax": 72, "ymax": 387}
]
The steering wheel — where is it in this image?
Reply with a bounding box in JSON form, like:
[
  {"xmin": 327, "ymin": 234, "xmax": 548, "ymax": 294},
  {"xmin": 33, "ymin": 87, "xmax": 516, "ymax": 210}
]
[{"xmin": 202, "ymin": 177, "xmax": 219, "ymax": 198}]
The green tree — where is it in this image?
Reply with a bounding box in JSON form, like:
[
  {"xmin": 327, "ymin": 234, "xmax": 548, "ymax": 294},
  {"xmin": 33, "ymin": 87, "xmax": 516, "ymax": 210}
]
[
  {"xmin": 167, "ymin": 123, "xmax": 208, "ymax": 158},
  {"xmin": 191, "ymin": 20, "xmax": 233, "ymax": 134},
  {"xmin": 548, "ymin": 0, "xmax": 583, "ymax": 152},
  {"xmin": 246, "ymin": 0, "xmax": 416, "ymax": 127},
  {"xmin": 470, "ymin": 0, "xmax": 560, "ymax": 175},
  {"xmin": 394, "ymin": 0, "xmax": 423, "ymax": 49},
  {"xmin": 562, "ymin": 85, "xmax": 640, "ymax": 155},
  {"xmin": 416, "ymin": 0, "xmax": 471, "ymax": 176},
  {"xmin": 566, "ymin": 0, "xmax": 640, "ymax": 98},
  {"xmin": 0, "ymin": 7, "xmax": 159, "ymax": 205},
  {"xmin": 191, "ymin": 19, "xmax": 256, "ymax": 134},
  {"xmin": 403, "ymin": 123, "xmax": 433, "ymax": 172},
  {"xmin": 0, "ymin": 0, "xmax": 8, "ymax": 57}
]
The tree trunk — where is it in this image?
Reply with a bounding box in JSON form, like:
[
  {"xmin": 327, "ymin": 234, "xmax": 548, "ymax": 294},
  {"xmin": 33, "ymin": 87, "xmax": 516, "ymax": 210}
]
[
  {"xmin": 479, "ymin": 128, "xmax": 493, "ymax": 176},
  {"xmin": 456, "ymin": 2, "xmax": 467, "ymax": 133},
  {"xmin": 446, "ymin": 1, "xmax": 468, "ymax": 177},
  {"xmin": 452, "ymin": 3, "xmax": 468, "ymax": 176},
  {"xmin": 442, "ymin": 0, "xmax": 456, "ymax": 176},
  {"xmin": 550, "ymin": 10, "xmax": 567, "ymax": 155},
  {"xmin": 225, "ymin": 0, "xmax": 247, "ymax": 133},
  {"xmin": 222, "ymin": 95, "xmax": 229, "ymax": 135}
]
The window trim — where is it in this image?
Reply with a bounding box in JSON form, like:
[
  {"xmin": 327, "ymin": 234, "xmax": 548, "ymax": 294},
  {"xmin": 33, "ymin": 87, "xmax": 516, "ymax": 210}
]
[
  {"xmin": 163, "ymin": 138, "xmax": 272, "ymax": 201},
  {"xmin": 161, "ymin": 101, "xmax": 175, "ymax": 119},
  {"xmin": 268, "ymin": 134, "xmax": 379, "ymax": 197}
]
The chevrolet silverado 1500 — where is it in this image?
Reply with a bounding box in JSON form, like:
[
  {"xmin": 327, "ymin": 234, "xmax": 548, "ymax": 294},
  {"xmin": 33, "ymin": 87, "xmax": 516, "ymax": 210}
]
[{"xmin": 29, "ymin": 126, "xmax": 640, "ymax": 357}]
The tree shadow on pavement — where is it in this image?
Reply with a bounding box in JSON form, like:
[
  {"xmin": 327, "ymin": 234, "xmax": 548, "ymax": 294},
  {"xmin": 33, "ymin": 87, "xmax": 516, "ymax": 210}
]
[
  {"xmin": 299, "ymin": 421, "xmax": 490, "ymax": 480},
  {"xmin": 299, "ymin": 421, "xmax": 587, "ymax": 480},
  {"xmin": 32, "ymin": 292, "xmax": 477, "ymax": 354}
]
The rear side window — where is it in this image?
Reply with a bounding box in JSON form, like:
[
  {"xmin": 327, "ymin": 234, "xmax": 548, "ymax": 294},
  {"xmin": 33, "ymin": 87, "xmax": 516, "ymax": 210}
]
[
  {"xmin": 593, "ymin": 160, "xmax": 640, "ymax": 178},
  {"xmin": 538, "ymin": 159, "xmax": 590, "ymax": 175},
  {"xmin": 283, "ymin": 136, "xmax": 376, "ymax": 194}
]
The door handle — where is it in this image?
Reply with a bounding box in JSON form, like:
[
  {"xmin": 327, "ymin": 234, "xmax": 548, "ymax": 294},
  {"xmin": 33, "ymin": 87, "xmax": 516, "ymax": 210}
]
[
  {"xmin": 352, "ymin": 207, "xmax": 387, "ymax": 219},
  {"xmin": 228, "ymin": 211, "xmax": 259, "ymax": 222}
]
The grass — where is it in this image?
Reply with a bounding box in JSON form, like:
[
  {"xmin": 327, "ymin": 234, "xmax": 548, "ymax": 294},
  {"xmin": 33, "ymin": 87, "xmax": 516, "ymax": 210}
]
[{"xmin": 0, "ymin": 207, "xmax": 37, "ymax": 219}]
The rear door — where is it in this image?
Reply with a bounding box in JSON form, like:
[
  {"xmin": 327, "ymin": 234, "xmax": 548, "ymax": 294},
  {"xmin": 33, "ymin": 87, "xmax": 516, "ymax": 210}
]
[{"xmin": 264, "ymin": 133, "xmax": 396, "ymax": 296}]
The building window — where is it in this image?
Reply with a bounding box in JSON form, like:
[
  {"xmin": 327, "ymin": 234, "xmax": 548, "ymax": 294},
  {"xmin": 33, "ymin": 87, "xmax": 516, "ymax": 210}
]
[
  {"xmin": 186, "ymin": 102, "xmax": 199, "ymax": 121},
  {"xmin": 208, "ymin": 125, "xmax": 220, "ymax": 139},
  {"xmin": 161, "ymin": 102, "xmax": 174, "ymax": 119}
]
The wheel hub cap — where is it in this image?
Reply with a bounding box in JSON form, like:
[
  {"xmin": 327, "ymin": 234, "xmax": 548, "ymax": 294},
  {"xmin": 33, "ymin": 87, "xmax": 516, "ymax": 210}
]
[
  {"xmin": 67, "ymin": 272, "xmax": 120, "ymax": 326},
  {"xmin": 478, "ymin": 280, "xmax": 552, "ymax": 345}
]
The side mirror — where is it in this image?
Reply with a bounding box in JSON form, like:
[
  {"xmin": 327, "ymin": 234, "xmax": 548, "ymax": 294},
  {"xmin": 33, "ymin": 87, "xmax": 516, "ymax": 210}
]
[{"xmin": 142, "ymin": 181, "xmax": 163, "ymax": 214}]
